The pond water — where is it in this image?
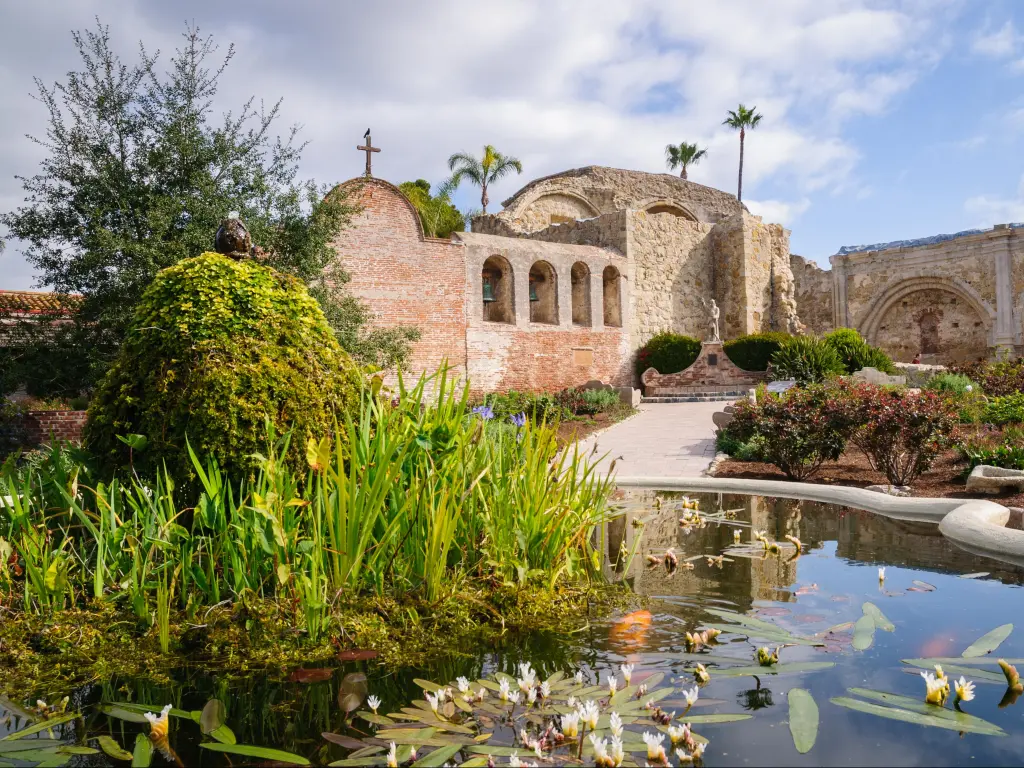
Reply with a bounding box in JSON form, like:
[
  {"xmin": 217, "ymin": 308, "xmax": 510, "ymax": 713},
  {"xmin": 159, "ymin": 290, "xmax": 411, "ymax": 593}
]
[{"xmin": 3, "ymin": 490, "xmax": 1024, "ymax": 767}]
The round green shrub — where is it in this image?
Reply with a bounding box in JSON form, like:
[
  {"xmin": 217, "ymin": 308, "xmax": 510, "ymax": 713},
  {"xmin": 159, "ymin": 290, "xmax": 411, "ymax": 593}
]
[
  {"xmin": 634, "ymin": 332, "xmax": 702, "ymax": 378},
  {"xmin": 769, "ymin": 336, "xmax": 846, "ymax": 384},
  {"xmin": 84, "ymin": 253, "xmax": 361, "ymax": 481},
  {"xmin": 723, "ymin": 332, "xmax": 791, "ymax": 371},
  {"xmin": 822, "ymin": 327, "xmax": 896, "ymax": 375}
]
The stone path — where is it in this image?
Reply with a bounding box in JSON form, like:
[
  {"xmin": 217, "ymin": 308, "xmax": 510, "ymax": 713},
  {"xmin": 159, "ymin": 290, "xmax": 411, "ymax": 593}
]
[{"xmin": 577, "ymin": 401, "xmax": 724, "ymax": 479}]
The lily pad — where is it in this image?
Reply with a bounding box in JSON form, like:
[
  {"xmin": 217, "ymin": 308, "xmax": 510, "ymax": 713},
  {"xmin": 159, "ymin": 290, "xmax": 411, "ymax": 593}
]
[
  {"xmin": 131, "ymin": 733, "xmax": 153, "ymax": 768},
  {"xmin": 0, "ymin": 741, "xmax": 63, "ymax": 755},
  {"xmin": 712, "ymin": 662, "xmax": 835, "ymax": 678},
  {"xmin": 900, "ymin": 660, "xmax": 1007, "ymax": 684},
  {"xmin": 862, "ymin": 602, "xmax": 894, "ymax": 632},
  {"xmin": 199, "ymin": 743, "xmax": 311, "ymax": 765},
  {"xmin": 962, "ymin": 623, "xmax": 1013, "ymax": 658},
  {"xmin": 788, "ymin": 688, "xmax": 818, "ymax": 754},
  {"xmin": 960, "ymin": 572, "xmax": 989, "ymax": 579},
  {"xmin": 852, "ymin": 615, "xmax": 876, "ymax": 651},
  {"xmin": 98, "ymin": 705, "xmax": 149, "ymax": 725},
  {"xmin": 1, "ymin": 713, "xmax": 79, "ymax": 739},
  {"xmin": 339, "ymin": 673, "xmax": 369, "ymax": 714},
  {"xmin": 321, "ymin": 733, "xmax": 366, "ymax": 750},
  {"xmin": 200, "ymin": 699, "xmax": 226, "ymax": 735},
  {"xmin": 411, "ymin": 744, "xmax": 462, "ymax": 766},
  {"xmin": 847, "ymin": 688, "xmax": 1004, "ymax": 733},
  {"xmin": 830, "ymin": 696, "xmax": 1005, "ymax": 736},
  {"xmin": 701, "ymin": 623, "xmax": 823, "ymax": 647},
  {"xmin": 357, "ymin": 711, "xmax": 396, "ymax": 726},
  {"xmin": 902, "ymin": 657, "xmax": 1024, "ymax": 666},
  {"xmin": 413, "ymin": 678, "xmax": 443, "ymax": 692},
  {"xmin": 680, "ymin": 713, "xmax": 753, "ymax": 723},
  {"xmin": 912, "ymin": 580, "xmax": 936, "ymax": 592}
]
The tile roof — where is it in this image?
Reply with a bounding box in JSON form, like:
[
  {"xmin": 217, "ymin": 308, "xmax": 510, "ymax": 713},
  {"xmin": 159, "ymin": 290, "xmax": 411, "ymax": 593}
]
[{"xmin": 0, "ymin": 290, "xmax": 81, "ymax": 316}]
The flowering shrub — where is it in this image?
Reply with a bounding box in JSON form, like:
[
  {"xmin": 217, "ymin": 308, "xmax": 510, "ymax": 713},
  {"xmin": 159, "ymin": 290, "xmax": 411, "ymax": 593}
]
[
  {"xmin": 768, "ymin": 336, "xmax": 846, "ymax": 384},
  {"xmin": 950, "ymin": 359, "xmax": 1024, "ymax": 398},
  {"xmin": 847, "ymin": 384, "xmax": 959, "ymax": 486},
  {"xmin": 634, "ymin": 332, "xmax": 701, "ymax": 378}
]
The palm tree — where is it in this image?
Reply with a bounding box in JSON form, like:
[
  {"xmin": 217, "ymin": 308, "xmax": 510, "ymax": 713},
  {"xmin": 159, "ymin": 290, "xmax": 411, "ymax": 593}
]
[
  {"xmin": 665, "ymin": 142, "xmax": 708, "ymax": 180},
  {"xmin": 447, "ymin": 145, "xmax": 523, "ymax": 214},
  {"xmin": 722, "ymin": 104, "xmax": 763, "ymax": 202}
]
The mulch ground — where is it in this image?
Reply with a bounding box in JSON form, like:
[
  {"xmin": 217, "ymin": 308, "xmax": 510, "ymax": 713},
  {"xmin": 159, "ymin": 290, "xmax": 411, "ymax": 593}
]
[
  {"xmin": 713, "ymin": 448, "xmax": 1024, "ymax": 508},
  {"xmin": 556, "ymin": 410, "xmax": 630, "ymax": 447}
]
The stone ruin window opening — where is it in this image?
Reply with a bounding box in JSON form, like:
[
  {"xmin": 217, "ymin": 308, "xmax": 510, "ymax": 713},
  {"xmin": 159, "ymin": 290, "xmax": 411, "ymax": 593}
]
[
  {"xmin": 603, "ymin": 265, "xmax": 622, "ymax": 328},
  {"xmin": 482, "ymin": 255, "xmax": 515, "ymax": 324},
  {"xmin": 918, "ymin": 310, "xmax": 940, "ymax": 355},
  {"xmin": 528, "ymin": 260, "xmax": 559, "ymax": 325},
  {"xmin": 570, "ymin": 261, "xmax": 592, "ymax": 327}
]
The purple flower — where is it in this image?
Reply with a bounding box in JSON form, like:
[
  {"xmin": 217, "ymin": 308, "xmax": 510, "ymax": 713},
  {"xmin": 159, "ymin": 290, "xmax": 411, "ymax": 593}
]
[
  {"xmin": 472, "ymin": 405, "xmax": 495, "ymax": 420},
  {"xmin": 510, "ymin": 412, "xmax": 527, "ymax": 428}
]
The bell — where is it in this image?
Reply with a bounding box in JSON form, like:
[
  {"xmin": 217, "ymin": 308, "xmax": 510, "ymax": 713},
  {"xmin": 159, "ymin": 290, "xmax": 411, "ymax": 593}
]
[
  {"xmin": 482, "ymin": 277, "xmax": 496, "ymax": 303},
  {"xmin": 529, "ymin": 281, "xmax": 539, "ymax": 302}
]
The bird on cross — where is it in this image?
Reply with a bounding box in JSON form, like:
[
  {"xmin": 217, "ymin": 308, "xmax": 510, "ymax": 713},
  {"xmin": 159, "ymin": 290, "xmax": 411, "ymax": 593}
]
[{"xmin": 357, "ymin": 129, "xmax": 380, "ymax": 177}]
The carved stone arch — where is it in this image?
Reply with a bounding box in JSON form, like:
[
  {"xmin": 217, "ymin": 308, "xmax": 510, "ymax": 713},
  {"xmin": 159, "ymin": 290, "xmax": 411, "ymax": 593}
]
[
  {"xmin": 513, "ymin": 189, "xmax": 601, "ymax": 229},
  {"xmin": 859, "ymin": 276, "xmax": 996, "ymax": 346},
  {"xmin": 636, "ymin": 197, "xmax": 698, "ymax": 221}
]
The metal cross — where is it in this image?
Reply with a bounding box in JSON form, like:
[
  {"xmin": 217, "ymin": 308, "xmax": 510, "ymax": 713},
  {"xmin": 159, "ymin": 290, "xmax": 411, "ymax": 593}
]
[{"xmin": 357, "ymin": 131, "xmax": 381, "ymax": 177}]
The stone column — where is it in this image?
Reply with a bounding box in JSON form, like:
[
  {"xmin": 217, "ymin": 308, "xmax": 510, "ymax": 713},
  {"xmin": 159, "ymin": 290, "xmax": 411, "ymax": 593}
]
[
  {"xmin": 990, "ymin": 226, "xmax": 1017, "ymax": 355},
  {"xmin": 830, "ymin": 255, "xmax": 849, "ymax": 328},
  {"xmin": 591, "ymin": 269, "xmax": 606, "ymax": 330}
]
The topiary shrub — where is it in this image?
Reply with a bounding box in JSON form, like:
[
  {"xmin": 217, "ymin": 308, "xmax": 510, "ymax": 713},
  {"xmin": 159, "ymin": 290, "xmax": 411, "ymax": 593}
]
[
  {"xmin": 822, "ymin": 327, "xmax": 896, "ymax": 375},
  {"xmin": 84, "ymin": 253, "xmax": 361, "ymax": 482},
  {"xmin": 634, "ymin": 332, "xmax": 702, "ymax": 378},
  {"xmin": 723, "ymin": 332, "xmax": 791, "ymax": 371},
  {"xmin": 768, "ymin": 336, "xmax": 846, "ymax": 384}
]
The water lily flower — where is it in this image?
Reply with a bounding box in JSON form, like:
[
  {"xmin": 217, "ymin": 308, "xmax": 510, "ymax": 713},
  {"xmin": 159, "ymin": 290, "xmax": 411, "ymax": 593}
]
[
  {"xmin": 367, "ymin": 695, "xmax": 381, "ymax": 714},
  {"xmin": 527, "ymin": 687, "xmax": 538, "ymax": 706},
  {"xmin": 478, "ymin": 687, "xmax": 487, "ymax": 700},
  {"xmin": 409, "ymin": 746, "xmax": 417, "ymax": 760},
  {"xmin": 677, "ymin": 740, "xmax": 707, "ymax": 762},
  {"xmin": 954, "ymin": 676, "xmax": 976, "ymax": 703},
  {"xmin": 425, "ymin": 691, "xmax": 440, "ymax": 714},
  {"xmin": 509, "ymin": 690, "xmax": 521, "ymax": 706},
  {"xmin": 998, "ymin": 659, "xmax": 1024, "ymax": 693},
  {"xmin": 621, "ymin": 663, "xmax": 634, "ymax": 685},
  {"xmin": 733, "ymin": 529, "xmax": 742, "ymax": 543},
  {"xmin": 609, "ymin": 735, "xmax": 625, "ymax": 767},
  {"xmin": 878, "ymin": 567, "xmax": 885, "ymax": 582},
  {"xmin": 144, "ymin": 705, "xmax": 172, "ymax": 741},
  {"xmin": 609, "ymin": 711, "xmax": 623, "ymax": 738},
  {"xmin": 519, "ymin": 662, "xmax": 537, "ymax": 687},
  {"xmin": 539, "ymin": 680, "xmax": 551, "ymax": 698},
  {"xmin": 509, "ymin": 754, "xmax": 537, "ymax": 768},
  {"xmin": 456, "ymin": 677, "xmax": 470, "ymax": 693},
  {"xmin": 921, "ymin": 671, "xmax": 948, "ymax": 705},
  {"xmin": 757, "ymin": 647, "xmax": 780, "ymax": 666},
  {"xmin": 704, "ymin": 628, "xmax": 721, "ymax": 642},
  {"xmin": 575, "ymin": 670, "xmax": 585, "ymax": 684},
  {"xmin": 607, "ymin": 674, "xmax": 618, "ymax": 696},
  {"xmin": 561, "ymin": 711, "xmax": 580, "ymax": 739},
  {"xmin": 578, "ymin": 699, "xmax": 600, "ymax": 730},
  {"xmin": 695, "ymin": 664, "xmax": 710, "ymax": 684},
  {"xmin": 642, "ymin": 731, "xmax": 667, "ymax": 763},
  {"xmin": 668, "ymin": 723, "xmax": 690, "ymax": 745},
  {"xmin": 499, "ymin": 678, "xmax": 512, "ymax": 702},
  {"xmin": 664, "ymin": 547, "xmax": 678, "ymax": 572},
  {"xmin": 784, "ymin": 535, "xmax": 802, "ymax": 553},
  {"xmin": 681, "ymin": 685, "xmax": 699, "ymax": 711},
  {"xmin": 635, "ymin": 684, "xmax": 648, "ymax": 698},
  {"xmin": 567, "ymin": 695, "xmax": 578, "ymax": 709},
  {"xmin": 590, "ymin": 733, "xmax": 613, "ymax": 767},
  {"xmin": 933, "ymin": 665, "xmax": 945, "ymax": 680},
  {"xmin": 386, "ymin": 741, "xmax": 399, "ymax": 768}
]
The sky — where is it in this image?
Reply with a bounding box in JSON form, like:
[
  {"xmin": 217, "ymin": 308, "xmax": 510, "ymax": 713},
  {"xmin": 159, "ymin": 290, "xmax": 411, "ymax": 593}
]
[{"xmin": 1, "ymin": 0, "xmax": 1024, "ymax": 290}]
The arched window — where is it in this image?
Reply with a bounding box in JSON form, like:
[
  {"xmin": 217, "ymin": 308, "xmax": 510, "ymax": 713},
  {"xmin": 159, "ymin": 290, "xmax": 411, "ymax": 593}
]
[
  {"xmin": 529, "ymin": 261, "xmax": 558, "ymax": 325},
  {"xmin": 570, "ymin": 262, "xmax": 591, "ymax": 327},
  {"xmin": 603, "ymin": 265, "xmax": 622, "ymax": 328},
  {"xmin": 919, "ymin": 310, "xmax": 940, "ymax": 355},
  {"xmin": 482, "ymin": 255, "xmax": 514, "ymax": 324}
]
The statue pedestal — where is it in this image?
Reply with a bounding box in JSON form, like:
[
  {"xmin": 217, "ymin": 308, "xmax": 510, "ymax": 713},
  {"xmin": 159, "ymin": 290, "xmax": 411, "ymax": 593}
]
[{"xmin": 640, "ymin": 341, "xmax": 767, "ymax": 397}]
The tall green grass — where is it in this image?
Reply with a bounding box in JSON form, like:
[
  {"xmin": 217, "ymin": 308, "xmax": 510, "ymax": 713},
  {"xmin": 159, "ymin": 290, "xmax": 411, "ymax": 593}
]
[{"xmin": 0, "ymin": 367, "xmax": 622, "ymax": 644}]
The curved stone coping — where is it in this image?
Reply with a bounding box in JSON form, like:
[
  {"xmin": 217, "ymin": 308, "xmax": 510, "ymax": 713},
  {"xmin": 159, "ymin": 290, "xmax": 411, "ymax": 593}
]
[{"xmin": 614, "ymin": 476, "xmax": 1024, "ymax": 568}]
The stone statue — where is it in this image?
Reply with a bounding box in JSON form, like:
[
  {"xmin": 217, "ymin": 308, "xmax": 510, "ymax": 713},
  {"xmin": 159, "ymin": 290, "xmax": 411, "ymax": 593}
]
[
  {"xmin": 215, "ymin": 211, "xmax": 253, "ymax": 259},
  {"xmin": 701, "ymin": 298, "xmax": 721, "ymax": 342}
]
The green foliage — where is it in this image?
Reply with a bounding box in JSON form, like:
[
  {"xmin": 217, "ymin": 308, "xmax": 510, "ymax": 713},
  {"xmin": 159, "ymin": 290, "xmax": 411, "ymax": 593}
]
[
  {"xmin": 83, "ymin": 253, "xmax": 361, "ymax": 482},
  {"xmin": 925, "ymin": 373, "xmax": 984, "ymax": 424},
  {"xmin": 951, "ymin": 359, "xmax": 1024, "ymax": 398},
  {"xmin": 579, "ymin": 388, "xmax": 622, "ymax": 413},
  {"xmin": 0, "ymin": 20, "xmax": 416, "ymax": 393},
  {"xmin": 634, "ymin": 332, "xmax": 702, "ymax": 378},
  {"xmin": 959, "ymin": 439, "xmax": 1024, "ymax": 472},
  {"xmin": 769, "ymin": 336, "xmax": 846, "ymax": 384},
  {"xmin": 481, "ymin": 390, "xmax": 564, "ymax": 423},
  {"xmin": 723, "ymin": 332, "xmax": 791, "ymax": 371},
  {"xmin": 926, "ymin": 372, "xmax": 979, "ymax": 396},
  {"xmin": 447, "ymin": 145, "xmax": 523, "ymax": 213},
  {"xmin": 0, "ymin": 400, "xmax": 29, "ymax": 459},
  {"xmin": 665, "ymin": 142, "xmax": 708, "ymax": 179},
  {"xmin": 399, "ymin": 179, "xmax": 466, "ymax": 238},
  {"xmin": 822, "ymin": 328, "xmax": 896, "ymax": 375},
  {"xmin": 984, "ymin": 393, "xmax": 1024, "ymax": 425}
]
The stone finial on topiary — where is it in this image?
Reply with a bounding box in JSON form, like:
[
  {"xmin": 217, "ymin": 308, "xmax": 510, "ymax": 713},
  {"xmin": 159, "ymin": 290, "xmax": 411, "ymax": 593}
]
[{"xmin": 84, "ymin": 252, "xmax": 361, "ymax": 482}]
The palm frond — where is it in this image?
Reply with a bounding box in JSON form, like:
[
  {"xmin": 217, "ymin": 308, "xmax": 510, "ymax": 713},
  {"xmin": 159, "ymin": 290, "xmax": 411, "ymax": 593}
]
[
  {"xmin": 665, "ymin": 144, "xmax": 681, "ymax": 168},
  {"xmin": 486, "ymin": 155, "xmax": 523, "ymax": 183}
]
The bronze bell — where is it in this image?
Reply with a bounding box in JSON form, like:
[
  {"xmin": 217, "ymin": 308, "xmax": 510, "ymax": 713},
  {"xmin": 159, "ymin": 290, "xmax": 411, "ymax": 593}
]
[{"xmin": 215, "ymin": 212, "xmax": 253, "ymax": 259}]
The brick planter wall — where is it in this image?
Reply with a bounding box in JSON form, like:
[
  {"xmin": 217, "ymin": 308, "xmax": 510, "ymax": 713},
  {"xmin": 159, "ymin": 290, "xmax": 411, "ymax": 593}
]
[
  {"xmin": 24, "ymin": 410, "xmax": 87, "ymax": 445},
  {"xmin": 641, "ymin": 341, "xmax": 767, "ymax": 396}
]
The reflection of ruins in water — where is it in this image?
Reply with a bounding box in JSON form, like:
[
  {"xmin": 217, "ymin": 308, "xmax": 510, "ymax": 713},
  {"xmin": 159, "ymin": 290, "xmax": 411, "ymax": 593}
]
[{"xmin": 602, "ymin": 489, "xmax": 1024, "ymax": 618}]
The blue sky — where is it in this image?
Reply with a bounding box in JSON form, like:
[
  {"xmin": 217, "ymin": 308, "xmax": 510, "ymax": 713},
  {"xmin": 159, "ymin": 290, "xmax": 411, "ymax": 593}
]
[{"xmin": 1, "ymin": 0, "xmax": 1023, "ymax": 288}]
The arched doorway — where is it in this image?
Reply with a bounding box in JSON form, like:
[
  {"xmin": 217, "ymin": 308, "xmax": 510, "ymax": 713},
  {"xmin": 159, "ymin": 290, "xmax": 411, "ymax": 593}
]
[
  {"xmin": 481, "ymin": 255, "xmax": 515, "ymax": 324},
  {"xmin": 529, "ymin": 261, "xmax": 558, "ymax": 325}
]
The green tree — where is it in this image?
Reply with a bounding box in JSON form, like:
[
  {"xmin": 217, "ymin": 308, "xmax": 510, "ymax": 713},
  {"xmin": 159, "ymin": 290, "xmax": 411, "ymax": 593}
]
[
  {"xmin": 0, "ymin": 21, "xmax": 417, "ymax": 394},
  {"xmin": 447, "ymin": 145, "xmax": 523, "ymax": 214},
  {"xmin": 399, "ymin": 178, "xmax": 466, "ymax": 238},
  {"xmin": 723, "ymin": 104, "xmax": 763, "ymax": 202},
  {"xmin": 664, "ymin": 142, "xmax": 708, "ymax": 180}
]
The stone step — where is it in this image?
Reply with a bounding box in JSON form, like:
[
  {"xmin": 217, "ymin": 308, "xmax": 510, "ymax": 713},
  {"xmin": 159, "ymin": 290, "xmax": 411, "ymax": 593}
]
[{"xmin": 643, "ymin": 393, "xmax": 747, "ymax": 403}]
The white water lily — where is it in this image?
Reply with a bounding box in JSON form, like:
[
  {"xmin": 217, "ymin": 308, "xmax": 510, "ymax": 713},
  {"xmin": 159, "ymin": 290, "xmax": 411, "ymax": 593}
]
[
  {"xmin": 578, "ymin": 699, "xmax": 600, "ymax": 730},
  {"xmin": 425, "ymin": 691, "xmax": 440, "ymax": 713},
  {"xmin": 921, "ymin": 671, "xmax": 948, "ymax": 705},
  {"xmin": 575, "ymin": 670, "xmax": 585, "ymax": 684},
  {"xmin": 694, "ymin": 664, "xmax": 710, "ymax": 684},
  {"xmin": 499, "ymin": 678, "xmax": 512, "ymax": 702},
  {"xmin": 607, "ymin": 674, "xmax": 618, "ymax": 696},
  {"xmin": 609, "ymin": 711, "xmax": 623, "ymax": 738},
  {"xmin": 386, "ymin": 741, "xmax": 398, "ymax": 768},
  {"xmin": 478, "ymin": 687, "xmax": 487, "ymax": 700},
  {"xmin": 561, "ymin": 711, "xmax": 580, "ymax": 738},
  {"xmin": 456, "ymin": 676, "xmax": 470, "ymax": 693},
  {"xmin": 668, "ymin": 723, "xmax": 690, "ymax": 745},
  {"xmin": 682, "ymin": 685, "xmax": 699, "ymax": 709},
  {"xmin": 609, "ymin": 735, "xmax": 625, "ymax": 767},
  {"xmin": 642, "ymin": 731, "xmax": 667, "ymax": 762},
  {"xmin": 620, "ymin": 663, "xmax": 634, "ymax": 685},
  {"xmin": 143, "ymin": 705, "xmax": 172, "ymax": 741},
  {"xmin": 733, "ymin": 528, "xmax": 742, "ymax": 543},
  {"xmin": 677, "ymin": 740, "xmax": 706, "ymax": 762},
  {"xmin": 878, "ymin": 566, "xmax": 885, "ymax": 582},
  {"xmin": 509, "ymin": 754, "xmax": 537, "ymax": 768},
  {"xmin": 367, "ymin": 695, "xmax": 381, "ymax": 714},
  {"xmin": 934, "ymin": 664, "xmax": 945, "ymax": 680},
  {"xmin": 540, "ymin": 681, "xmax": 551, "ymax": 698},
  {"xmin": 955, "ymin": 676, "xmax": 976, "ymax": 703},
  {"xmin": 518, "ymin": 662, "xmax": 537, "ymax": 690},
  {"xmin": 508, "ymin": 690, "xmax": 521, "ymax": 706},
  {"xmin": 567, "ymin": 696, "xmax": 578, "ymax": 709},
  {"xmin": 527, "ymin": 687, "xmax": 538, "ymax": 706},
  {"xmin": 590, "ymin": 733, "xmax": 614, "ymax": 767}
]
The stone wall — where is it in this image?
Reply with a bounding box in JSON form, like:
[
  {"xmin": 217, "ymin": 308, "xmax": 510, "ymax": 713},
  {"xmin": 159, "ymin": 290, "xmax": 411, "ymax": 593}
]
[
  {"xmin": 789, "ymin": 254, "xmax": 834, "ymax": 335},
  {"xmin": 873, "ymin": 289, "xmax": 989, "ymax": 364},
  {"xmin": 330, "ymin": 178, "xmax": 468, "ymax": 380},
  {"xmin": 640, "ymin": 342, "xmax": 767, "ymax": 395}
]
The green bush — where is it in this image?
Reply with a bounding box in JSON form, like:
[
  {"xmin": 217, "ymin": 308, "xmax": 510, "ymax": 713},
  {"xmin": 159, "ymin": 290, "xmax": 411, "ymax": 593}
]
[
  {"xmin": 768, "ymin": 336, "xmax": 846, "ymax": 384},
  {"xmin": 984, "ymin": 393, "xmax": 1024, "ymax": 425},
  {"xmin": 482, "ymin": 390, "xmax": 564, "ymax": 423},
  {"xmin": 634, "ymin": 332, "xmax": 702, "ymax": 378},
  {"xmin": 822, "ymin": 328, "xmax": 896, "ymax": 375},
  {"xmin": 723, "ymin": 332, "xmax": 791, "ymax": 371},
  {"xmin": 926, "ymin": 372, "xmax": 984, "ymax": 424},
  {"xmin": 950, "ymin": 359, "xmax": 1024, "ymax": 397},
  {"xmin": 580, "ymin": 388, "xmax": 621, "ymax": 413},
  {"xmin": 84, "ymin": 253, "xmax": 362, "ymax": 482},
  {"xmin": 925, "ymin": 372, "xmax": 979, "ymax": 396}
]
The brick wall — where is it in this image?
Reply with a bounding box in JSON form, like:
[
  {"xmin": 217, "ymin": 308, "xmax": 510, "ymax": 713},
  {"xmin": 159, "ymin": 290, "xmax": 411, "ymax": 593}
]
[
  {"xmin": 330, "ymin": 178, "xmax": 467, "ymax": 381},
  {"xmin": 24, "ymin": 410, "xmax": 87, "ymax": 445},
  {"xmin": 640, "ymin": 342, "xmax": 766, "ymax": 395}
]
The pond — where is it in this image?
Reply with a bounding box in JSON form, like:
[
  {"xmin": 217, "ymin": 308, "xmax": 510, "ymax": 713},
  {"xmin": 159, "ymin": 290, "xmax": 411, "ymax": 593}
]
[{"xmin": 3, "ymin": 490, "xmax": 1024, "ymax": 766}]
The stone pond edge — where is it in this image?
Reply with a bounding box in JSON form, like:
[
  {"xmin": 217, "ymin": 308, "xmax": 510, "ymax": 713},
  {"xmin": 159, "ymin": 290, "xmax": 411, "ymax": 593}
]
[{"xmin": 613, "ymin": 475, "xmax": 1024, "ymax": 569}]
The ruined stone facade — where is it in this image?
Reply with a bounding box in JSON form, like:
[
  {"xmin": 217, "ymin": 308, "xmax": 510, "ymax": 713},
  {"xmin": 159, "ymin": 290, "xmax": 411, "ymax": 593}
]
[{"xmin": 331, "ymin": 166, "xmax": 803, "ymax": 392}]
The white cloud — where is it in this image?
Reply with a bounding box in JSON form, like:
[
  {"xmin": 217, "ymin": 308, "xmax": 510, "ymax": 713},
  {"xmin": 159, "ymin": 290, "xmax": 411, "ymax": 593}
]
[
  {"xmin": 964, "ymin": 175, "xmax": 1024, "ymax": 225},
  {"xmin": 971, "ymin": 20, "xmax": 1020, "ymax": 58},
  {"xmin": 745, "ymin": 197, "xmax": 812, "ymax": 227}
]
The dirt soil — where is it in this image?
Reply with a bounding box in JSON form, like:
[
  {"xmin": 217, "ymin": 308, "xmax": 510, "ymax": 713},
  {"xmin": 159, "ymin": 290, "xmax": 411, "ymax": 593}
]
[
  {"xmin": 556, "ymin": 410, "xmax": 632, "ymax": 447},
  {"xmin": 713, "ymin": 448, "xmax": 1024, "ymax": 508}
]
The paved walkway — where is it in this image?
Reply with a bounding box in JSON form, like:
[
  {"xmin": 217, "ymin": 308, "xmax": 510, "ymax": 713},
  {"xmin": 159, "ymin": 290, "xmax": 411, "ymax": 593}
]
[{"xmin": 578, "ymin": 401, "xmax": 723, "ymax": 479}]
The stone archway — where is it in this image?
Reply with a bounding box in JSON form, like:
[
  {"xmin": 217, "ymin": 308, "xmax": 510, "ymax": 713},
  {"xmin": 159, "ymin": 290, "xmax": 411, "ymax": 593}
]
[
  {"xmin": 517, "ymin": 191, "xmax": 600, "ymax": 231},
  {"xmin": 638, "ymin": 198, "xmax": 698, "ymax": 221}
]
